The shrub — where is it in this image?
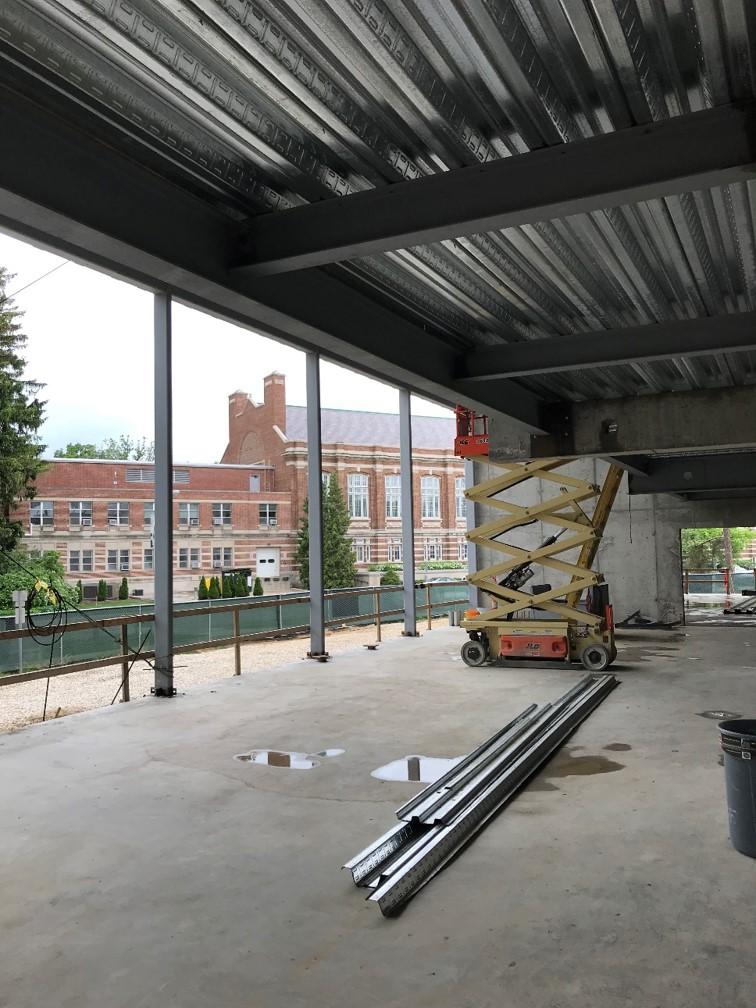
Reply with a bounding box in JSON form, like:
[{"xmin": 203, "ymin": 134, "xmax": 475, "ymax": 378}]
[
  {"xmin": 76, "ymin": 579, "xmax": 83, "ymax": 604},
  {"xmin": 208, "ymin": 577, "xmax": 220, "ymax": 600},
  {"xmin": 253, "ymin": 576, "xmax": 263, "ymax": 596},
  {"xmin": 97, "ymin": 579, "xmax": 107, "ymax": 602},
  {"xmin": 198, "ymin": 577, "xmax": 208, "ymax": 601},
  {"xmin": 118, "ymin": 577, "xmax": 129, "ymax": 600},
  {"xmin": 380, "ymin": 566, "xmax": 402, "ymax": 586}
]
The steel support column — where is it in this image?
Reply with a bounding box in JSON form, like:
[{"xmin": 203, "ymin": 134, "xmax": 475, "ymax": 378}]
[
  {"xmin": 399, "ymin": 389, "xmax": 419, "ymax": 636},
  {"xmin": 153, "ymin": 292, "xmax": 174, "ymax": 696},
  {"xmin": 306, "ymin": 352, "xmax": 327, "ymax": 659}
]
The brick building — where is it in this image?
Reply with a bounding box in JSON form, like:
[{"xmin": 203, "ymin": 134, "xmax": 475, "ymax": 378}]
[
  {"xmin": 14, "ymin": 373, "xmax": 465, "ymax": 597},
  {"xmin": 221, "ymin": 373, "xmax": 466, "ymax": 570}
]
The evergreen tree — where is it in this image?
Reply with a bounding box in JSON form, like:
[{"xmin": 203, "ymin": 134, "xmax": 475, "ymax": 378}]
[
  {"xmin": 76, "ymin": 579, "xmax": 83, "ymax": 604},
  {"xmin": 0, "ymin": 267, "xmax": 46, "ymax": 551},
  {"xmin": 323, "ymin": 479, "xmax": 357, "ymax": 588},
  {"xmin": 198, "ymin": 577, "xmax": 208, "ymax": 601},
  {"xmin": 241, "ymin": 573, "xmax": 251, "ymax": 597},
  {"xmin": 118, "ymin": 576, "xmax": 129, "ymax": 600},
  {"xmin": 253, "ymin": 576, "xmax": 263, "ymax": 596},
  {"xmin": 208, "ymin": 577, "xmax": 220, "ymax": 600},
  {"xmin": 222, "ymin": 575, "xmax": 233, "ymax": 598},
  {"xmin": 97, "ymin": 579, "xmax": 107, "ymax": 602},
  {"xmin": 293, "ymin": 497, "xmax": 309, "ymax": 587},
  {"xmin": 294, "ymin": 480, "xmax": 357, "ymax": 589}
]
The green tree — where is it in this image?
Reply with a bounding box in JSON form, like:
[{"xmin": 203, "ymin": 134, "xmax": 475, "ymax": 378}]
[
  {"xmin": 118, "ymin": 576, "xmax": 129, "ymax": 600},
  {"xmin": 76, "ymin": 579, "xmax": 83, "ymax": 604},
  {"xmin": 0, "ymin": 549, "xmax": 76, "ymax": 610},
  {"xmin": 0, "ymin": 268, "xmax": 46, "ymax": 552},
  {"xmin": 253, "ymin": 576, "xmax": 263, "ymax": 596},
  {"xmin": 681, "ymin": 527, "xmax": 753, "ymax": 568},
  {"xmin": 222, "ymin": 575, "xmax": 233, "ymax": 599},
  {"xmin": 54, "ymin": 435, "xmax": 154, "ymax": 461},
  {"xmin": 208, "ymin": 577, "xmax": 220, "ymax": 600},
  {"xmin": 198, "ymin": 577, "xmax": 208, "ymax": 600},
  {"xmin": 294, "ymin": 480, "xmax": 357, "ymax": 589},
  {"xmin": 97, "ymin": 579, "xmax": 108, "ymax": 603}
]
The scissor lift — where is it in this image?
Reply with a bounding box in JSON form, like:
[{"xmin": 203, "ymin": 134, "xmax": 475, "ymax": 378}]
[{"xmin": 455, "ymin": 408, "xmax": 622, "ymax": 672}]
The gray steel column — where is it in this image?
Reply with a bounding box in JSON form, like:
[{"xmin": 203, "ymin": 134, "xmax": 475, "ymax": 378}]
[
  {"xmin": 465, "ymin": 459, "xmax": 481, "ymax": 609},
  {"xmin": 399, "ymin": 389, "xmax": 419, "ymax": 635},
  {"xmin": 306, "ymin": 352, "xmax": 326, "ymax": 658},
  {"xmin": 153, "ymin": 292, "xmax": 174, "ymax": 695}
]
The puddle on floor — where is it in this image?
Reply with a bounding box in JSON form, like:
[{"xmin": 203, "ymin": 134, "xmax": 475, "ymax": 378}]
[
  {"xmin": 604, "ymin": 742, "xmax": 632, "ymax": 752},
  {"xmin": 697, "ymin": 711, "xmax": 742, "ymax": 720},
  {"xmin": 619, "ymin": 645, "xmax": 680, "ymax": 663},
  {"xmin": 536, "ymin": 745, "xmax": 625, "ymax": 780},
  {"xmin": 371, "ymin": 755, "xmax": 463, "ymax": 783},
  {"xmin": 234, "ymin": 748, "xmax": 345, "ymax": 770}
]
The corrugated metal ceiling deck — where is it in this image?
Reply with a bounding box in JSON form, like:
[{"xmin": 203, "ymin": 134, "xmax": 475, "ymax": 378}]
[{"xmin": 1, "ymin": 0, "xmax": 755, "ymax": 405}]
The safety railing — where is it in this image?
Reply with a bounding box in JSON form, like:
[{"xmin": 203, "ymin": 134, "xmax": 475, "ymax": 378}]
[{"xmin": 0, "ymin": 581, "xmax": 468, "ymax": 693}]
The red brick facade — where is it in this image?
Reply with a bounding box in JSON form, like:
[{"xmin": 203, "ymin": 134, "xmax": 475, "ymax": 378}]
[
  {"xmin": 222, "ymin": 373, "xmax": 467, "ymax": 569},
  {"xmin": 14, "ymin": 373, "xmax": 466, "ymax": 596}
]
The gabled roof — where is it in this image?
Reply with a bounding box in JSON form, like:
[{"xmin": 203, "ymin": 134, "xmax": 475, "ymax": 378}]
[{"xmin": 285, "ymin": 406, "xmax": 454, "ymax": 451}]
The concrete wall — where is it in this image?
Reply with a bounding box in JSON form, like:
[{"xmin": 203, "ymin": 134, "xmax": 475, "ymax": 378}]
[{"xmin": 472, "ymin": 458, "xmax": 756, "ymax": 625}]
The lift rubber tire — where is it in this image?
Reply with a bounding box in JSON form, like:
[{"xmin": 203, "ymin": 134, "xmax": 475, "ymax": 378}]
[
  {"xmin": 580, "ymin": 643, "xmax": 611, "ymax": 672},
  {"xmin": 461, "ymin": 639, "xmax": 488, "ymax": 667}
]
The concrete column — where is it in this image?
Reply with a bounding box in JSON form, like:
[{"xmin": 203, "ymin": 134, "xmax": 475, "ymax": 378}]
[
  {"xmin": 399, "ymin": 389, "xmax": 419, "ymax": 635},
  {"xmin": 305, "ymin": 352, "xmax": 326, "ymax": 658},
  {"xmin": 153, "ymin": 292, "xmax": 174, "ymax": 695}
]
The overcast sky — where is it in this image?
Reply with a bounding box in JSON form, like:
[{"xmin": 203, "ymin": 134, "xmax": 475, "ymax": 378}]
[{"xmin": 0, "ymin": 231, "xmax": 451, "ymax": 464}]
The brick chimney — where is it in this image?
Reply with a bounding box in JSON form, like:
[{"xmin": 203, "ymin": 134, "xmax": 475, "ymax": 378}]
[{"xmin": 263, "ymin": 372, "xmax": 286, "ymax": 432}]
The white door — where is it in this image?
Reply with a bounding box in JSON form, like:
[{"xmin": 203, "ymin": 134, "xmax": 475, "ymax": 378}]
[{"xmin": 256, "ymin": 548, "xmax": 279, "ymax": 578}]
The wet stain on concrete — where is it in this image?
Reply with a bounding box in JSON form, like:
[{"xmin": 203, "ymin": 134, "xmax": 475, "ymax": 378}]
[
  {"xmin": 619, "ymin": 645, "xmax": 680, "ymax": 663},
  {"xmin": 603, "ymin": 742, "xmax": 632, "ymax": 752},
  {"xmin": 538, "ymin": 746, "xmax": 625, "ymax": 779},
  {"xmin": 527, "ymin": 780, "xmax": 560, "ymax": 792}
]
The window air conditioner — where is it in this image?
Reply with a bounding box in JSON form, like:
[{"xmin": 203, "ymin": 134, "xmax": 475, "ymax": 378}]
[
  {"xmin": 212, "ymin": 518, "xmax": 223, "ymax": 526},
  {"xmin": 120, "ymin": 563, "xmax": 129, "ymax": 571},
  {"xmin": 81, "ymin": 518, "xmax": 92, "ymax": 526},
  {"xmin": 190, "ymin": 518, "xmax": 199, "ymax": 526},
  {"xmin": 269, "ymin": 519, "xmax": 277, "ymax": 526}
]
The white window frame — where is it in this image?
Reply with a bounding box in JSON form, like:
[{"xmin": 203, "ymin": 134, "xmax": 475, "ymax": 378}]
[
  {"xmin": 178, "ymin": 547, "xmax": 201, "ymax": 569},
  {"xmin": 30, "ymin": 500, "xmax": 53, "ymax": 527},
  {"xmin": 143, "ymin": 501, "xmax": 155, "ymax": 528},
  {"xmin": 212, "ymin": 546, "xmax": 233, "ymax": 568},
  {"xmin": 457, "ymin": 539, "xmax": 468, "ymax": 562},
  {"xmin": 388, "ymin": 539, "xmax": 402, "ymax": 563},
  {"xmin": 68, "ymin": 549, "xmax": 93, "ymax": 573},
  {"xmin": 212, "ymin": 502, "xmax": 232, "ymax": 526},
  {"xmin": 353, "ymin": 539, "xmax": 371, "ymax": 564},
  {"xmin": 455, "ymin": 477, "xmax": 466, "ymax": 521},
  {"xmin": 421, "ymin": 476, "xmax": 441, "ymax": 520},
  {"xmin": 69, "ymin": 500, "xmax": 93, "ymax": 526},
  {"xmin": 259, "ymin": 503, "xmax": 278, "ymax": 527},
  {"xmin": 385, "ymin": 475, "xmax": 401, "ymax": 518},
  {"xmin": 143, "ymin": 546, "xmax": 154, "ymax": 571},
  {"xmin": 107, "ymin": 548, "xmax": 130, "ymax": 571},
  {"xmin": 423, "ymin": 539, "xmax": 443, "ymax": 561},
  {"xmin": 348, "ymin": 473, "xmax": 369, "ymax": 518},
  {"xmin": 108, "ymin": 501, "xmax": 130, "ymax": 526},
  {"xmin": 179, "ymin": 502, "xmax": 200, "ymax": 526}
]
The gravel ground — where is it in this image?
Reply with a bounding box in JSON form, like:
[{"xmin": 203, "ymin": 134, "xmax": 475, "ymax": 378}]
[{"xmin": 0, "ymin": 618, "xmax": 448, "ymax": 734}]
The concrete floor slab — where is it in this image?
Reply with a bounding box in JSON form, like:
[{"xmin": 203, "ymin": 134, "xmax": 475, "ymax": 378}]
[{"xmin": 1, "ymin": 625, "xmax": 755, "ymax": 1008}]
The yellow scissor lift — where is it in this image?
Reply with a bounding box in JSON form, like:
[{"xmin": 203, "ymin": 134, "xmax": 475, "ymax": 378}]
[{"xmin": 456, "ymin": 413, "xmax": 623, "ymax": 672}]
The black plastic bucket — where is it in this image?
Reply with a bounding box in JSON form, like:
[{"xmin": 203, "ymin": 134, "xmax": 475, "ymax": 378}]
[{"xmin": 719, "ymin": 719, "xmax": 756, "ymax": 858}]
